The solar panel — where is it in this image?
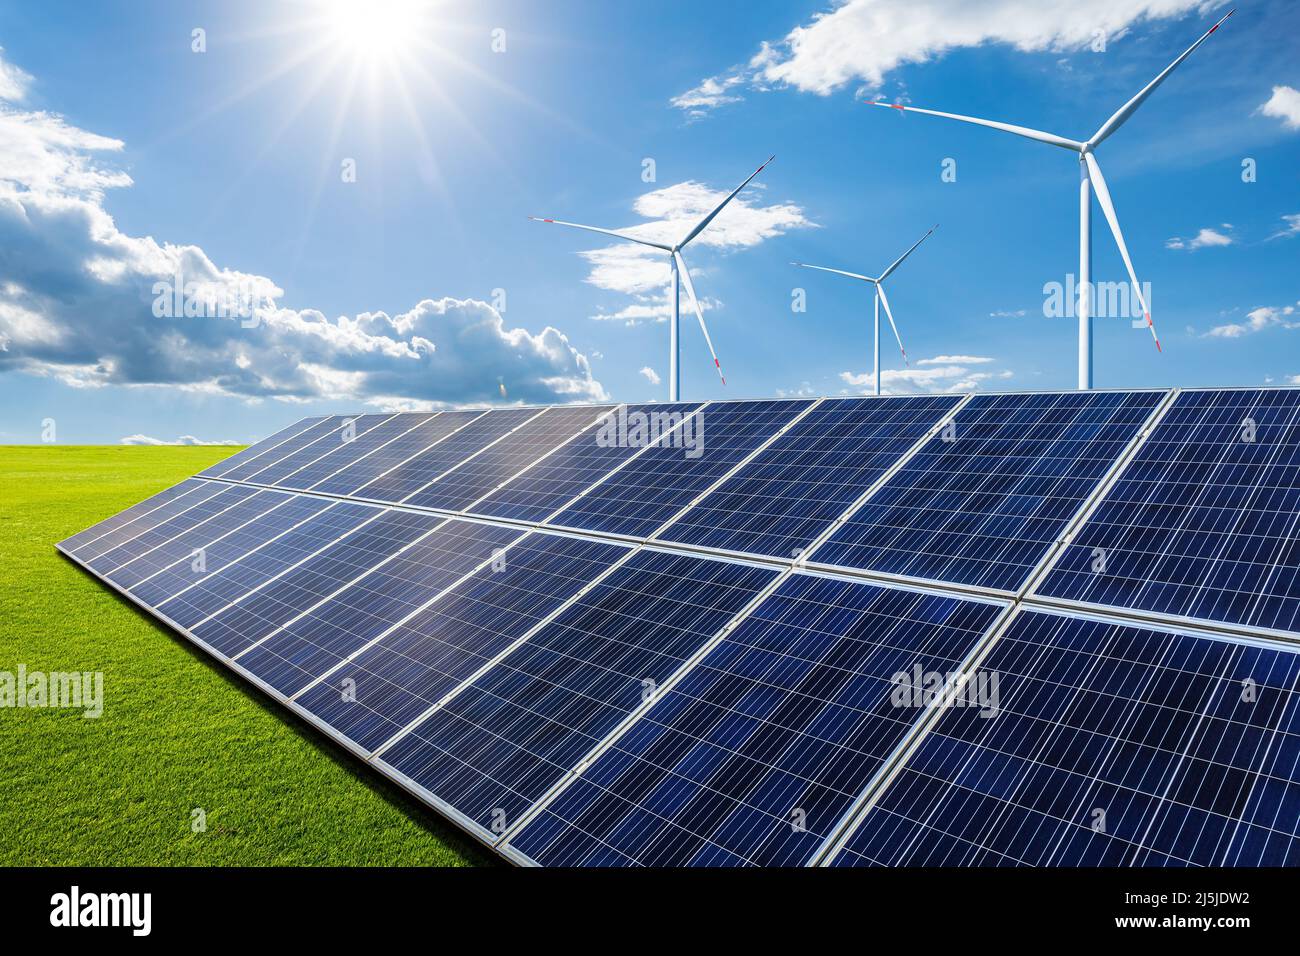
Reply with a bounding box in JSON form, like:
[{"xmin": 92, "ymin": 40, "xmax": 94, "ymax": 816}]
[
  {"xmin": 354, "ymin": 408, "xmax": 540, "ymax": 503},
  {"xmin": 215, "ymin": 416, "xmax": 348, "ymax": 483},
  {"xmin": 404, "ymin": 405, "xmax": 611, "ymax": 512},
  {"xmin": 548, "ymin": 399, "xmax": 813, "ymax": 539},
  {"xmin": 813, "ymin": 391, "xmax": 1165, "ymax": 593},
  {"xmin": 243, "ymin": 414, "xmax": 395, "ymax": 486},
  {"xmin": 471, "ymin": 403, "xmax": 702, "ymax": 523},
  {"xmin": 273, "ymin": 413, "xmax": 435, "ymax": 491},
  {"xmin": 827, "ymin": 608, "xmax": 1300, "ymax": 866},
  {"xmin": 66, "ymin": 479, "xmax": 230, "ymax": 564},
  {"xmin": 294, "ymin": 531, "xmax": 632, "ymax": 753},
  {"xmin": 374, "ymin": 549, "xmax": 779, "ymax": 840},
  {"xmin": 507, "ymin": 574, "xmax": 1005, "ymax": 866},
  {"xmin": 1035, "ymin": 388, "xmax": 1300, "ymax": 637},
  {"xmin": 309, "ymin": 410, "xmax": 483, "ymax": 497},
  {"xmin": 657, "ymin": 396, "xmax": 959, "ymax": 560},
  {"xmin": 198, "ymin": 416, "xmax": 326, "ymax": 480}
]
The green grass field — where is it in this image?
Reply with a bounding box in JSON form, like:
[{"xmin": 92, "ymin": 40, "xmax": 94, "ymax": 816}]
[{"xmin": 0, "ymin": 446, "xmax": 486, "ymax": 866}]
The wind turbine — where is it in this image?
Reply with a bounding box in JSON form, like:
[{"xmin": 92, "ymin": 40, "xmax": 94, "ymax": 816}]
[
  {"xmin": 792, "ymin": 225, "xmax": 936, "ymax": 396},
  {"xmin": 874, "ymin": 9, "xmax": 1233, "ymax": 389},
  {"xmin": 530, "ymin": 156, "xmax": 774, "ymax": 402}
]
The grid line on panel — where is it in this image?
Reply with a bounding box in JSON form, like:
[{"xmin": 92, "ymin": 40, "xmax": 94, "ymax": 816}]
[
  {"xmin": 312, "ymin": 411, "xmax": 483, "ymax": 497},
  {"xmin": 219, "ymin": 416, "xmax": 350, "ymax": 483},
  {"xmin": 70, "ymin": 480, "xmax": 232, "ymax": 565},
  {"xmin": 57, "ymin": 479, "xmax": 216, "ymax": 555},
  {"xmin": 276, "ymin": 413, "xmax": 436, "ymax": 491},
  {"xmin": 246, "ymin": 415, "xmax": 396, "ymax": 487},
  {"xmin": 198, "ymin": 416, "xmax": 326, "ymax": 480}
]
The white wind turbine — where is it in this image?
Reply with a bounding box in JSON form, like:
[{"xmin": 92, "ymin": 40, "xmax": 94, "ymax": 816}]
[
  {"xmin": 875, "ymin": 9, "xmax": 1233, "ymax": 389},
  {"xmin": 792, "ymin": 225, "xmax": 937, "ymax": 396},
  {"xmin": 530, "ymin": 156, "xmax": 774, "ymax": 401}
]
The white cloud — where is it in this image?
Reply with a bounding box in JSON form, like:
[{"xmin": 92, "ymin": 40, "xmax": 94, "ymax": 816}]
[
  {"xmin": 0, "ymin": 52, "xmax": 605, "ymax": 409},
  {"xmin": 839, "ymin": 355, "xmax": 1011, "ymax": 394},
  {"xmin": 572, "ymin": 178, "xmax": 814, "ymax": 325},
  {"xmin": 988, "ymin": 309, "xmax": 1027, "ymax": 318},
  {"xmin": 1165, "ymin": 225, "xmax": 1234, "ymax": 250},
  {"xmin": 1268, "ymin": 213, "xmax": 1300, "ymax": 241},
  {"xmin": 639, "ymin": 366, "xmax": 661, "ymax": 385},
  {"xmin": 1205, "ymin": 302, "xmax": 1300, "ymax": 338},
  {"xmin": 120, "ymin": 434, "xmax": 241, "ymax": 446},
  {"xmin": 0, "ymin": 48, "xmax": 32, "ymax": 102},
  {"xmin": 1258, "ymin": 85, "xmax": 1300, "ymax": 130},
  {"xmin": 674, "ymin": 0, "xmax": 1217, "ymax": 115}
]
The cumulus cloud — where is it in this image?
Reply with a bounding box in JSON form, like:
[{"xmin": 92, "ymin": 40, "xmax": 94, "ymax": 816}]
[
  {"xmin": 120, "ymin": 434, "xmax": 241, "ymax": 446},
  {"xmin": 571, "ymin": 178, "xmax": 814, "ymax": 325},
  {"xmin": 673, "ymin": 0, "xmax": 1219, "ymax": 115},
  {"xmin": 1258, "ymin": 85, "xmax": 1300, "ymax": 130},
  {"xmin": 0, "ymin": 48, "xmax": 32, "ymax": 102},
  {"xmin": 839, "ymin": 355, "xmax": 1012, "ymax": 394},
  {"xmin": 638, "ymin": 366, "xmax": 661, "ymax": 385},
  {"xmin": 1205, "ymin": 302, "xmax": 1300, "ymax": 338},
  {"xmin": 1165, "ymin": 225, "xmax": 1234, "ymax": 250},
  {"xmin": 0, "ymin": 52, "xmax": 605, "ymax": 409}
]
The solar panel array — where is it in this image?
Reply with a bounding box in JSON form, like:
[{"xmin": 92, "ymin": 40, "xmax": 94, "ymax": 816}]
[{"xmin": 57, "ymin": 388, "xmax": 1300, "ymax": 866}]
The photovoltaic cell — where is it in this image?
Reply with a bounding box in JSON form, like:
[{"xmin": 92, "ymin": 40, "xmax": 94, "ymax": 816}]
[
  {"xmin": 274, "ymin": 414, "xmax": 435, "ymax": 491},
  {"xmin": 217, "ymin": 416, "xmax": 347, "ymax": 482},
  {"xmin": 199, "ymin": 417, "xmax": 325, "ymax": 479},
  {"xmin": 236, "ymin": 519, "xmax": 525, "ymax": 696},
  {"xmin": 157, "ymin": 500, "xmax": 376, "ymax": 630},
  {"xmin": 510, "ymin": 574, "xmax": 1004, "ymax": 866},
  {"xmin": 104, "ymin": 488, "xmax": 292, "ymax": 591},
  {"xmin": 659, "ymin": 396, "xmax": 959, "ymax": 560},
  {"xmin": 58, "ymin": 478, "xmax": 216, "ymax": 555},
  {"xmin": 1037, "ymin": 388, "xmax": 1300, "ymax": 636},
  {"xmin": 471, "ymin": 404, "xmax": 701, "ymax": 524},
  {"xmin": 309, "ymin": 411, "xmax": 481, "ymax": 497},
  {"xmin": 192, "ymin": 509, "xmax": 442, "ymax": 658},
  {"xmin": 66, "ymin": 480, "xmax": 229, "ymax": 564},
  {"xmin": 130, "ymin": 493, "xmax": 334, "ymax": 608},
  {"xmin": 831, "ymin": 610, "xmax": 1300, "ymax": 867},
  {"xmin": 356, "ymin": 408, "xmax": 540, "ymax": 504},
  {"xmin": 549, "ymin": 400, "xmax": 812, "ymax": 539},
  {"xmin": 376, "ymin": 550, "xmax": 778, "ymax": 837},
  {"xmin": 815, "ymin": 391, "xmax": 1164, "ymax": 592},
  {"xmin": 295, "ymin": 532, "xmax": 631, "ymax": 753},
  {"xmin": 404, "ymin": 405, "xmax": 610, "ymax": 513},
  {"xmin": 245, "ymin": 415, "xmax": 392, "ymax": 486}
]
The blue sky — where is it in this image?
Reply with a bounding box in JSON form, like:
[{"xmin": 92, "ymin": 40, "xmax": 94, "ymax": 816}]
[{"xmin": 0, "ymin": 0, "xmax": 1296, "ymax": 443}]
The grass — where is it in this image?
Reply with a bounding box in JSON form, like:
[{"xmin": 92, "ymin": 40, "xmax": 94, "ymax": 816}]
[{"xmin": 0, "ymin": 446, "xmax": 487, "ymax": 866}]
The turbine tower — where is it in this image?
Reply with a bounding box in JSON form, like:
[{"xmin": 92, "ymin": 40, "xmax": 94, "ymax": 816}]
[
  {"xmin": 793, "ymin": 225, "xmax": 936, "ymax": 396},
  {"xmin": 875, "ymin": 9, "xmax": 1233, "ymax": 389},
  {"xmin": 531, "ymin": 157, "xmax": 774, "ymax": 401}
]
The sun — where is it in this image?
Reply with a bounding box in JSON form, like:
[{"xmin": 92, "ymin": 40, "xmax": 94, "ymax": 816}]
[{"xmin": 322, "ymin": 0, "xmax": 424, "ymax": 60}]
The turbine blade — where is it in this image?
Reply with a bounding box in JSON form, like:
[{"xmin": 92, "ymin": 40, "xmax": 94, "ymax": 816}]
[
  {"xmin": 678, "ymin": 156, "xmax": 775, "ymax": 249},
  {"xmin": 878, "ymin": 224, "xmax": 938, "ymax": 281},
  {"xmin": 1084, "ymin": 153, "xmax": 1161, "ymax": 352},
  {"xmin": 1089, "ymin": 9, "xmax": 1234, "ymax": 148},
  {"xmin": 875, "ymin": 282, "xmax": 908, "ymax": 366},
  {"xmin": 791, "ymin": 261, "xmax": 875, "ymax": 283},
  {"xmin": 871, "ymin": 101, "xmax": 1083, "ymax": 152},
  {"xmin": 674, "ymin": 251, "xmax": 726, "ymax": 385},
  {"xmin": 527, "ymin": 217, "xmax": 672, "ymax": 251}
]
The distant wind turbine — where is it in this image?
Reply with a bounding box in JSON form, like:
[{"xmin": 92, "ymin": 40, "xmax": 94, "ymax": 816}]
[
  {"xmin": 874, "ymin": 9, "xmax": 1233, "ymax": 389},
  {"xmin": 530, "ymin": 156, "xmax": 774, "ymax": 401},
  {"xmin": 792, "ymin": 225, "xmax": 937, "ymax": 396}
]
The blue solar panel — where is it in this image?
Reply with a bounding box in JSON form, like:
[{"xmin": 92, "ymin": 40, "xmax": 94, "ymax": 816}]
[
  {"xmin": 130, "ymin": 494, "xmax": 334, "ymax": 608},
  {"xmin": 295, "ymin": 532, "xmax": 631, "ymax": 753},
  {"xmin": 375, "ymin": 550, "xmax": 778, "ymax": 838},
  {"xmin": 658, "ymin": 396, "xmax": 959, "ymax": 560},
  {"xmin": 192, "ymin": 509, "xmax": 443, "ymax": 658},
  {"xmin": 217, "ymin": 416, "xmax": 347, "ymax": 482},
  {"xmin": 471, "ymin": 404, "xmax": 702, "ymax": 524},
  {"xmin": 236, "ymin": 519, "xmax": 525, "ymax": 696},
  {"xmin": 814, "ymin": 391, "xmax": 1164, "ymax": 592},
  {"xmin": 157, "ymin": 500, "xmax": 376, "ymax": 630},
  {"xmin": 829, "ymin": 609, "xmax": 1300, "ymax": 866},
  {"xmin": 58, "ymin": 478, "xmax": 218, "ymax": 556},
  {"xmin": 273, "ymin": 414, "xmax": 434, "ymax": 491},
  {"xmin": 355, "ymin": 408, "xmax": 538, "ymax": 503},
  {"xmin": 308, "ymin": 411, "xmax": 481, "ymax": 497},
  {"xmin": 198, "ymin": 417, "xmax": 325, "ymax": 480},
  {"xmin": 1037, "ymin": 388, "xmax": 1300, "ymax": 636},
  {"xmin": 244, "ymin": 415, "xmax": 393, "ymax": 486},
  {"xmin": 404, "ymin": 405, "xmax": 609, "ymax": 512},
  {"xmin": 509, "ymin": 574, "xmax": 1004, "ymax": 866},
  {"xmin": 104, "ymin": 488, "xmax": 292, "ymax": 591},
  {"xmin": 67, "ymin": 480, "xmax": 229, "ymax": 564},
  {"xmin": 548, "ymin": 400, "xmax": 812, "ymax": 539}
]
